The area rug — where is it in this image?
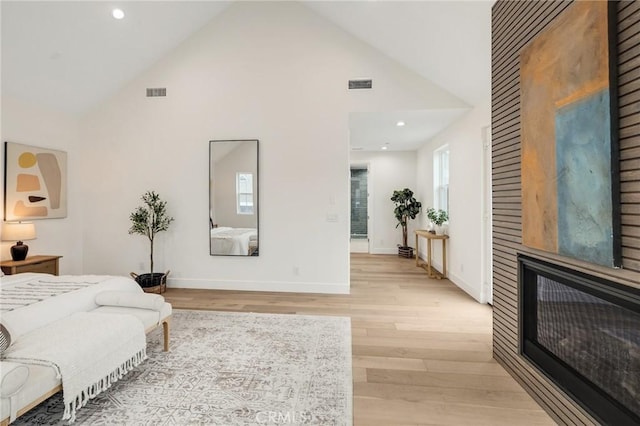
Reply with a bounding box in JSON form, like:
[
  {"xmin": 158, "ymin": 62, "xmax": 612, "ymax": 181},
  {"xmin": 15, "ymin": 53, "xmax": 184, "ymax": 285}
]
[{"xmin": 14, "ymin": 310, "xmax": 353, "ymax": 425}]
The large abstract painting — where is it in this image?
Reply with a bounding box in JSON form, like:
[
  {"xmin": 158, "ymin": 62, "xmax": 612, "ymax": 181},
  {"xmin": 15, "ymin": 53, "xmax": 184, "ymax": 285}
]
[
  {"xmin": 520, "ymin": 1, "xmax": 620, "ymax": 268},
  {"xmin": 4, "ymin": 142, "xmax": 67, "ymax": 220}
]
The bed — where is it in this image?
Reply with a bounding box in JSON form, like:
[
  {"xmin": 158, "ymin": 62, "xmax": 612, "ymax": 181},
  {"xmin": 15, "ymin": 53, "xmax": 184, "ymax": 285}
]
[
  {"xmin": 2, "ymin": 273, "xmax": 150, "ymax": 339},
  {"xmin": 0, "ymin": 273, "xmax": 172, "ymax": 424},
  {"xmin": 210, "ymin": 227, "xmax": 258, "ymax": 255}
]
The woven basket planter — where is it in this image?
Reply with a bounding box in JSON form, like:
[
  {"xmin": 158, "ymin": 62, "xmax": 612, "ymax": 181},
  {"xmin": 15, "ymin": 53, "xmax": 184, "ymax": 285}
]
[
  {"xmin": 130, "ymin": 270, "xmax": 170, "ymax": 294},
  {"xmin": 398, "ymin": 246, "xmax": 414, "ymax": 259}
]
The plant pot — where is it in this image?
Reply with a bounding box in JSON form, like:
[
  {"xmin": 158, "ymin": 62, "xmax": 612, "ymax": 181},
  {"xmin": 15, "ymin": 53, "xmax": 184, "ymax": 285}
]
[
  {"xmin": 435, "ymin": 225, "xmax": 446, "ymax": 235},
  {"xmin": 398, "ymin": 246, "xmax": 414, "ymax": 258},
  {"xmin": 426, "ymin": 221, "xmax": 435, "ymax": 233},
  {"xmin": 130, "ymin": 270, "xmax": 170, "ymax": 294}
]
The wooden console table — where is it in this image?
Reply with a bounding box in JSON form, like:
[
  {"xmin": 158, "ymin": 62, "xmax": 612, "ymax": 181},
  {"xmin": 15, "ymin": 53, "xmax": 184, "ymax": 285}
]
[{"xmin": 415, "ymin": 230, "xmax": 448, "ymax": 279}]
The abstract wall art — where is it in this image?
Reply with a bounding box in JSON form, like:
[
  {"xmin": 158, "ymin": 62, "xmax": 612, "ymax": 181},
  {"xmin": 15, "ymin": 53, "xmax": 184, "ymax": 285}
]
[
  {"xmin": 4, "ymin": 142, "xmax": 67, "ymax": 220},
  {"xmin": 520, "ymin": 1, "xmax": 620, "ymax": 268}
]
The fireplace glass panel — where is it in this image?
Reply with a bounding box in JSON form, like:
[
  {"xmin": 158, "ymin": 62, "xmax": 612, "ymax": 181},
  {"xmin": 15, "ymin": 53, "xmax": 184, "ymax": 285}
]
[
  {"xmin": 519, "ymin": 255, "xmax": 640, "ymax": 424},
  {"xmin": 536, "ymin": 276, "xmax": 640, "ymax": 418}
]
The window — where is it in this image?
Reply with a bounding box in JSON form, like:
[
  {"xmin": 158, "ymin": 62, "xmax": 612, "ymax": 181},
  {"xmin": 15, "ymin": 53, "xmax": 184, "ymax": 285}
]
[
  {"xmin": 236, "ymin": 172, "xmax": 254, "ymax": 215},
  {"xmin": 433, "ymin": 145, "xmax": 449, "ymax": 212}
]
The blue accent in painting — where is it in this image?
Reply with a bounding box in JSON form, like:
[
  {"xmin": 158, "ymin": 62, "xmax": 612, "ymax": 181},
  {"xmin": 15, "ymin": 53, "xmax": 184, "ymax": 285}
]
[{"xmin": 556, "ymin": 89, "xmax": 613, "ymax": 267}]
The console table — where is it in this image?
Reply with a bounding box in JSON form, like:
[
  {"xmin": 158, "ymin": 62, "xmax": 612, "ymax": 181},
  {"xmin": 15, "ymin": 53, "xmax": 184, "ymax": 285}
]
[{"xmin": 415, "ymin": 230, "xmax": 448, "ymax": 279}]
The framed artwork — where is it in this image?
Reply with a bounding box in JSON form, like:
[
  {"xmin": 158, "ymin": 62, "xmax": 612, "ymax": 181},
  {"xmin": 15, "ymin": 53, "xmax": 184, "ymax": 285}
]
[
  {"xmin": 3, "ymin": 141, "xmax": 67, "ymax": 220},
  {"xmin": 520, "ymin": 1, "xmax": 620, "ymax": 268}
]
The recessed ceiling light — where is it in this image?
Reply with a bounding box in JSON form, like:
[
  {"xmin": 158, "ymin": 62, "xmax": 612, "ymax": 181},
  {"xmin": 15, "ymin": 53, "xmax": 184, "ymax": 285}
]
[
  {"xmin": 396, "ymin": 121, "xmax": 405, "ymax": 127},
  {"xmin": 381, "ymin": 146, "xmax": 388, "ymax": 150},
  {"xmin": 112, "ymin": 8, "xmax": 125, "ymax": 19}
]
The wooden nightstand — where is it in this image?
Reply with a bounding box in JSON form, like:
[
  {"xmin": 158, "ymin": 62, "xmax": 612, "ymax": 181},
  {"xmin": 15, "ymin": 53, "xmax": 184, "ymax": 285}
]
[{"xmin": 1, "ymin": 255, "xmax": 62, "ymax": 276}]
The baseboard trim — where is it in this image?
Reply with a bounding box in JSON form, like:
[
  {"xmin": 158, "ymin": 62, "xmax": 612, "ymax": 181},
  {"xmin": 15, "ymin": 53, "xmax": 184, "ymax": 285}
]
[
  {"xmin": 167, "ymin": 278, "xmax": 350, "ymax": 295},
  {"xmin": 447, "ymin": 270, "xmax": 482, "ymax": 303},
  {"xmin": 417, "ymin": 251, "xmax": 483, "ymax": 303},
  {"xmin": 369, "ymin": 248, "xmax": 398, "ymax": 255}
]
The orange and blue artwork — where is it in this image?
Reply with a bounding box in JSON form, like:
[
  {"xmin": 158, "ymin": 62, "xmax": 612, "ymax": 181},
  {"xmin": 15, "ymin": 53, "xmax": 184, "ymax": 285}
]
[
  {"xmin": 4, "ymin": 142, "xmax": 67, "ymax": 220},
  {"xmin": 520, "ymin": 1, "xmax": 620, "ymax": 268}
]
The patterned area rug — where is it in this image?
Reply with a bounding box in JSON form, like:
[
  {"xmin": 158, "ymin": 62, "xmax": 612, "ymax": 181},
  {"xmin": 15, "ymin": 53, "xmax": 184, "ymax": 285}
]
[{"xmin": 15, "ymin": 310, "xmax": 352, "ymax": 425}]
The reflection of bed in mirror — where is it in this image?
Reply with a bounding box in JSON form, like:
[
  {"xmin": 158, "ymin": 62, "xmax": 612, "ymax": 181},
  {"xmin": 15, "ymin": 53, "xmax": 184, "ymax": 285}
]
[{"xmin": 210, "ymin": 227, "xmax": 258, "ymax": 256}]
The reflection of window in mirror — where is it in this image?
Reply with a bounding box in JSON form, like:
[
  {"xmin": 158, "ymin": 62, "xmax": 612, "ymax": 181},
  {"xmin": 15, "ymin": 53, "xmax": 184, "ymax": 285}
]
[{"xmin": 236, "ymin": 172, "xmax": 254, "ymax": 215}]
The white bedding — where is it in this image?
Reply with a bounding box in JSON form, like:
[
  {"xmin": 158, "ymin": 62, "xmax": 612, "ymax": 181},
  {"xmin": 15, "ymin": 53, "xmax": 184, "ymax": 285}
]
[
  {"xmin": 210, "ymin": 227, "xmax": 257, "ymax": 255},
  {"xmin": 0, "ymin": 273, "xmax": 143, "ymax": 340}
]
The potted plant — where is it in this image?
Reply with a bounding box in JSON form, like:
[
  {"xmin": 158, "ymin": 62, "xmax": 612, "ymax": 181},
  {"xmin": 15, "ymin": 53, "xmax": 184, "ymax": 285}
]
[
  {"xmin": 129, "ymin": 191, "xmax": 174, "ymax": 293},
  {"xmin": 391, "ymin": 188, "xmax": 422, "ymax": 258},
  {"xmin": 426, "ymin": 207, "xmax": 449, "ymax": 235}
]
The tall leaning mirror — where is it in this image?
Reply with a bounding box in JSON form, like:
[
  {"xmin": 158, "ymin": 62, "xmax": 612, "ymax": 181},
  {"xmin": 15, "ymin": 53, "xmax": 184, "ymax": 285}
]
[{"xmin": 209, "ymin": 139, "xmax": 259, "ymax": 256}]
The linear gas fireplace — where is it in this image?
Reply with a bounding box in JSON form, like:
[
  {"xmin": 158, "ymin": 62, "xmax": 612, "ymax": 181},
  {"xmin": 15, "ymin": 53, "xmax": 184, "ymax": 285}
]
[{"xmin": 519, "ymin": 255, "xmax": 640, "ymax": 425}]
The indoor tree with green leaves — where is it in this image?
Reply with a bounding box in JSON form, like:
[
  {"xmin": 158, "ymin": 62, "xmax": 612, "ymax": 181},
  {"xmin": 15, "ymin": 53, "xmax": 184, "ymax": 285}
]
[
  {"xmin": 391, "ymin": 188, "xmax": 422, "ymax": 249},
  {"xmin": 129, "ymin": 190, "xmax": 174, "ymax": 276}
]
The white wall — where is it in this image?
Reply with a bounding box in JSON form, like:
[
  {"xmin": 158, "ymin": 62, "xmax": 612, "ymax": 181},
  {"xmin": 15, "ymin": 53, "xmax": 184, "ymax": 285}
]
[
  {"xmin": 350, "ymin": 151, "xmax": 419, "ymax": 254},
  {"xmin": 78, "ymin": 2, "xmax": 466, "ymax": 294},
  {"xmin": 417, "ymin": 101, "xmax": 490, "ymax": 302},
  {"xmin": 0, "ymin": 96, "xmax": 83, "ymax": 274}
]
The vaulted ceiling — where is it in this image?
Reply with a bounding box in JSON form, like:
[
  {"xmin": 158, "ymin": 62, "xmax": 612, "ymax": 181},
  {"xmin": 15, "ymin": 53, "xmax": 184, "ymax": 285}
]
[{"xmin": 1, "ymin": 1, "xmax": 492, "ymax": 150}]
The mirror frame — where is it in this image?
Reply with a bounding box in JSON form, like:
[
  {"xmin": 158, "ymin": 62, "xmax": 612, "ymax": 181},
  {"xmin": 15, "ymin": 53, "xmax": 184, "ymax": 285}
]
[{"xmin": 209, "ymin": 139, "xmax": 259, "ymax": 257}]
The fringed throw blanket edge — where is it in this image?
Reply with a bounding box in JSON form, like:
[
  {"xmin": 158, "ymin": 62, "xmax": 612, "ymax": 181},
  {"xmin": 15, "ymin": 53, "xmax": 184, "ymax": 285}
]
[
  {"xmin": 3, "ymin": 312, "xmax": 147, "ymax": 424},
  {"xmin": 62, "ymin": 348, "xmax": 147, "ymax": 423}
]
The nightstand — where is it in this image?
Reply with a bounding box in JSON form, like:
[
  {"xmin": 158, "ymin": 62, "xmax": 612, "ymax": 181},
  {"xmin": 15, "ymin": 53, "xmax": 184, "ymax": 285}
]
[{"xmin": 1, "ymin": 255, "xmax": 62, "ymax": 276}]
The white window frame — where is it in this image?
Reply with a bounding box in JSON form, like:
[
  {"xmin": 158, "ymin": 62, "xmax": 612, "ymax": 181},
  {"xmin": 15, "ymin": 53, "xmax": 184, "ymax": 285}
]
[
  {"xmin": 236, "ymin": 172, "xmax": 254, "ymax": 215},
  {"xmin": 433, "ymin": 145, "xmax": 449, "ymax": 213}
]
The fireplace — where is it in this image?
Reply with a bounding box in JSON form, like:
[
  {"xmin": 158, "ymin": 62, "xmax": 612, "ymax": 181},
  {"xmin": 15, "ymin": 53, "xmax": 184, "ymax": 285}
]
[{"xmin": 519, "ymin": 255, "xmax": 640, "ymax": 425}]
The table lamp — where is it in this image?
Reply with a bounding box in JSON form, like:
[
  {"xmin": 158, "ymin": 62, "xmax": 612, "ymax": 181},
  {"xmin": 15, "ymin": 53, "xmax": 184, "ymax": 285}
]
[{"xmin": 2, "ymin": 222, "xmax": 37, "ymax": 261}]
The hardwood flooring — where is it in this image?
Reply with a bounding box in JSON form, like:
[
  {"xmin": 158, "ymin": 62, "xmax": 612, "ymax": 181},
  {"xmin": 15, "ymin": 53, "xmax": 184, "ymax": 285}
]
[{"xmin": 163, "ymin": 253, "xmax": 554, "ymax": 425}]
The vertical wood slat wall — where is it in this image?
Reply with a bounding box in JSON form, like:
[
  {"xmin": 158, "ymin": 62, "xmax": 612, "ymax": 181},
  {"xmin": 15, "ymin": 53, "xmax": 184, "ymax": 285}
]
[{"xmin": 491, "ymin": 1, "xmax": 640, "ymax": 424}]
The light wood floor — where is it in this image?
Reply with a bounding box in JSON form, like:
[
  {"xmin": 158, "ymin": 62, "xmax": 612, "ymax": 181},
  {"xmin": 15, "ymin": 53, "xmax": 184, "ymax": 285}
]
[{"xmin": 163, "ymin": 254, "xmax": 554, "ymax": 426}]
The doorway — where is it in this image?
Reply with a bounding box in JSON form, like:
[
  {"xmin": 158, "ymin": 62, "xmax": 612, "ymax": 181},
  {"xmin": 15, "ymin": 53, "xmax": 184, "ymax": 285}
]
[{"xmin": 350, "ymin": 166, "xmax": 369, "ymax": 253}]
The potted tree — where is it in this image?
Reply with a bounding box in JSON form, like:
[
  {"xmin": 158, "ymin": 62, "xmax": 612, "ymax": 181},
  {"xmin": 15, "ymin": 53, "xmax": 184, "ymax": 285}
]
[
  {"xmin": 426, "ymin": 208, "xmax": 449, "ymax": 235},
  {"xmin": 129, "ymin": 190, "xmax": 174, "ymax": 293},
  {"xmin": 391, "ymin": 188, "xmax": 422, "ymax": 258}
]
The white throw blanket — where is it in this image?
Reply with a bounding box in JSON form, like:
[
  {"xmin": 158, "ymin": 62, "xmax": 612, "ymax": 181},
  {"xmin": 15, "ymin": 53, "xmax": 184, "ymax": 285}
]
[{"xmin": 3, "ymin": 312, "xmax": 147, "ymax": 423}]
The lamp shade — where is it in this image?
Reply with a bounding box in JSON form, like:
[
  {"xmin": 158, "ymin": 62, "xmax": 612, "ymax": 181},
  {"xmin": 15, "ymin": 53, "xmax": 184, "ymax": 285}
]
[{"xmin": 2, "ymin": 222, "xmax": 37, "ymax": 242}]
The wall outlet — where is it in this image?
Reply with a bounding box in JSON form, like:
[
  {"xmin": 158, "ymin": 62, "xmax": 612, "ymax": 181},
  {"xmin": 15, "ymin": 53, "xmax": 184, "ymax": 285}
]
[
  {"xmin": 293, "ymin": 266, "xmax": 300, "ymax": 276},
  {"xmin": 460, "ymin": 264, "xmax": 464, "ymax": 273}
]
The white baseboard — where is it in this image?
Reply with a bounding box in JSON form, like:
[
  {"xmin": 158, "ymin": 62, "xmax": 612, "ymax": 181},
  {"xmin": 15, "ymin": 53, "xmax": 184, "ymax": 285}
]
[
  {"xmin": 167, "ymin": 278, "xmax": 350, "ymax": 295},
  {"xmin": 446, "ymin": 270, "xmax": 482, "ymax": 303},
  {"xmin": 417, "ymin": 251, "xmax": 482, "ymax": 303},
  {"xmin": 369, "ymin": 247, "xmax": 398, "ymax": 255}
]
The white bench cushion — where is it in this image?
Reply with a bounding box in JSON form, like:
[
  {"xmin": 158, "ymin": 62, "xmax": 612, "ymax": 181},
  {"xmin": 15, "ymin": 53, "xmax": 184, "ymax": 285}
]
[
  {"xmin": 91, "ymin": 303, "xmax": 172, "ymax": 330},
  {"xmin": 95, "ymin": 291, "xmax": 165, "ymax": 311}
]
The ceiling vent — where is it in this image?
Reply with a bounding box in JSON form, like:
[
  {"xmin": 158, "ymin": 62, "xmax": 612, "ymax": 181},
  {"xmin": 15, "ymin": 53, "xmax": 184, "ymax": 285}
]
[
  {"xmin": 146, "ymin": 88, "xmax": 167, "ymax": 97},
  {"xmin": 348, "ymin": 79, "xmax": 372, "ymax": 90}
]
